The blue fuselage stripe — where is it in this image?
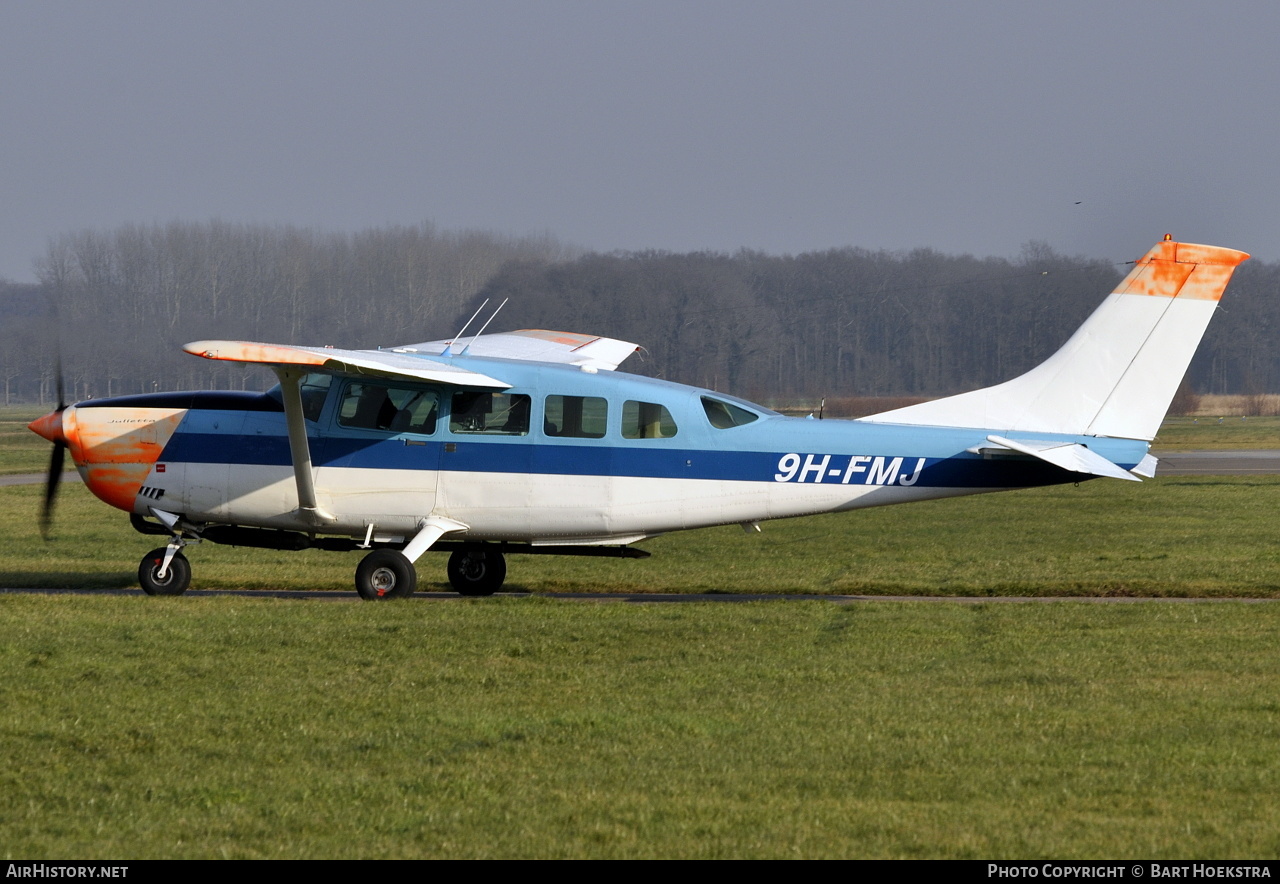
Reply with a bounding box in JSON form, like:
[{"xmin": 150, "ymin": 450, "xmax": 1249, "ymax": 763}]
[{"xmin": 159, "ymin": 431, "xmax": 1094, "ymax": 489}]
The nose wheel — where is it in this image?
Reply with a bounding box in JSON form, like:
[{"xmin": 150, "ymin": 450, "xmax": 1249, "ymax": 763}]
[
  {"xmin": 138, "ymin": 547, "xmax": 192, "ymax": 595},
  {"xmin": 447, "ymin": 549, "xmax": 506, "ymax": 596}
]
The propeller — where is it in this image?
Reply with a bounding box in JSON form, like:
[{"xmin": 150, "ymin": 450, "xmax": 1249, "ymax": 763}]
[{"xmin": 31, "ymin": 357, "xmax": 68, "ymax": 539}]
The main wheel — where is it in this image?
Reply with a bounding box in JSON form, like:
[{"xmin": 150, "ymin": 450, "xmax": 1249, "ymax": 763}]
[
  {"xmin": 138, "ymin": 548, "xmax": 192, "ymax": 596},
  {"xmin": 355, "ymin": 550, "xmax": 417, "ymax": 600},
  {"xmin": 447, "ymin": 549, "xmax": 506, "ymax": 596}
]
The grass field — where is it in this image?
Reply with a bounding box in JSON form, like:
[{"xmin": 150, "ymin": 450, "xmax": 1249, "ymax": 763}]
[
  {"xmin": 1, "ymin": 595, "xmax": 1278, "ymax": 859},
  {"xmin": 5, "ymin": 476, "xmax": 1278, "ymax": 596},
  {"xmin": 1154, "ymin": 416, "xmax": 1280, "ymax": 450},
  {"xmin": 4, "ymin": 406, "xmax": 1280, "ymax": 858},
  {"xmin": 1, "ymin": 406, "xmax": 54, "ymax": 475}
]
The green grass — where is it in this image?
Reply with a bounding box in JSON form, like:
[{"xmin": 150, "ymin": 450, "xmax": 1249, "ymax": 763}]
[
  {"xmin": 1153, "ymin": 416, "xmax": 1280, "ymax": 450},
  {"xmin": 1, "ymin": 596, "xmax": 1278, "ymax": 858},
  {"xmin": 4, "ymin": 454, "xmax": 1280, "ymax": 857},
  {"xmin": 5, "ymin": 477, "xmax": 1280, "ymax": 596},
  {"xmin": 0, "ymin": 406, "xmax": 55, "ymax": 475}
]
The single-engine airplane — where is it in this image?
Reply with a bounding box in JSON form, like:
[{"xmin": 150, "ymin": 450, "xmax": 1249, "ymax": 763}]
[{"xmin": 29, "ymin": 237, "xmax": 1248, "ymax": 599}]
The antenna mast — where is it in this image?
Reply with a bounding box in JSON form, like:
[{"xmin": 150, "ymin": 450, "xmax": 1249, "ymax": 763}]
[
  {"xmin": 460, "ymin": 298, "xmax": 509, "ymax": 355},
  {"xmin": 441, "ymin": 300, "xmax": 489, "ymax": 356}
]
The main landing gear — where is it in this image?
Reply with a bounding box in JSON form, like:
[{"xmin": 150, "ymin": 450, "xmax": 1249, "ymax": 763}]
[
  {"xmin": 446, "ymin": 549, "xmax": 506, "ymax": 596},
  {"xmin": 353, "ymin": 516, "xmax": 504, "ymax": 600},
  {"xmin": 351, "ymin": 547, "xmax": 507, "ymax": 600}
]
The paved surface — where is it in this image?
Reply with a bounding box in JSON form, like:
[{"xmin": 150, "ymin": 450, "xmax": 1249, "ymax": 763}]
[
  {"xmin": 1149, "ymin": 449, "xmax": 1280, "ymax": 475},
  {"xmin": 0, "ymin": 471, "xmax": 81, "ymax": 487}
]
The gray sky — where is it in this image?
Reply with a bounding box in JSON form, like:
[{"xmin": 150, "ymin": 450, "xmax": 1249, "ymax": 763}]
[{"xmin": 2, "ymin": 0, "xmax": 1276, "ymax": 283}]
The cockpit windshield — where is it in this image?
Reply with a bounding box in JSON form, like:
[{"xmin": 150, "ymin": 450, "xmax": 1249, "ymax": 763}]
[{"xmin": 264, "ymin": 373, "xmax": 332, "ymax": 422}]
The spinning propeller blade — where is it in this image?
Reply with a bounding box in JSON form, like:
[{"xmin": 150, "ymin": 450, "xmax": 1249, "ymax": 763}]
[
  {"xmin": 41, "ymin": 435, "xmax": 65, "ymax": 539},
  {"xmin": 32, "ymin": 355, "xmax": 68, "ymax": 540}
]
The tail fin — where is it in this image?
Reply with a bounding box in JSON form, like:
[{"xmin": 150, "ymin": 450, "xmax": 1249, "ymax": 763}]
[{"xmin": 860, "ymin": 238, "xmax": 1249, "ymax": 440}]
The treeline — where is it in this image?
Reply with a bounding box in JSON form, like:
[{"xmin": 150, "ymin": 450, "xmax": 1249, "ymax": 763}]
[
  {"xmin": 478, "ymin": 243, "xmax": 1122, "ymax": 401},
  {"xmin": 476, "ymin": 244, "xmax": 1280, "ymax": 402},
  {"xmin": 1, "ymin": 221, "xmax": 577, "ymax": 403},
  {"xmin": 1, "ymin": 222, "xmax": 1276, "ymax": 406}
]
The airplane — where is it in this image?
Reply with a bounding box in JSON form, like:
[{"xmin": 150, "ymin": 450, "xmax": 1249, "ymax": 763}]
[{"xmin": 28, "ymin": 237, "xmax": 1248, "ymax": 599}]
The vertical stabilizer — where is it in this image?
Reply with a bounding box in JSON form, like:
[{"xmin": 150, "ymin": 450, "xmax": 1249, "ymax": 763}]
[{"xmin": 860, "ymin": 239, "xmax": 1249, "ymax": 440}]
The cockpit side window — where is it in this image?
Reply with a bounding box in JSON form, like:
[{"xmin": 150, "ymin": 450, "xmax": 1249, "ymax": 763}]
[
  {"xmin": 338, "ymin": 381, "xmax": 439, "ymax": 434},
  {"xmin": 622, "ymin": 400, "xmax": 679, "ymax": 439},
  {"xmin": 544, "ymin": 395, "xmax": 607, "ymax": 438},
  {"xmin": 701, "ymin": 396, "xmax": 759, "ymax": 429},
  {"xmin": 450, "ymin": 392, "xmax": 531, "ymax": 436}
]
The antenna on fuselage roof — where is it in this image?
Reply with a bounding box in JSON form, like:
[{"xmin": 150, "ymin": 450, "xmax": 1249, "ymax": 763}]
[
  {"xmin": 441, "ymin": 300, "xmax": 489, "ymax": 357},
  {"xmin": 460, "ymin": 298, "xmax": 509, "ymax": 355}
]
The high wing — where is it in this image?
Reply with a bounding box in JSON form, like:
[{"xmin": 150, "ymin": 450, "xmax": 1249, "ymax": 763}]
[
  {"xmin": 182, "ymin": 330, "xmax": 637, "ymax": 530},
  {"xmin": 183, "ymin": 340, "xmax": 510, "ymax": 388},
  {"xmin": 183, "ymin": 339, "xmax": 509, "ymax": 527},
  {"xmin": 402, "ymin": 329, "xmax": 640, "ymax": 371}
]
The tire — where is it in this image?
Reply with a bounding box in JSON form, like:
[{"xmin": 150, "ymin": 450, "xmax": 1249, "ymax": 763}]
[
  {"xmin": 138, "ymin": 548, "xmax": 192, "ymax": 596},
  {"xmin": 355, "ymin": 549, "xmax": 417, "ymax": 600},
  {"xmin": 447, "ymin": 549, "xmax": 506, "ymax": 596}
]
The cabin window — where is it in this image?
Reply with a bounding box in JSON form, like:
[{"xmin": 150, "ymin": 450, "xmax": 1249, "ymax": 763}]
[
  {"xmin": 450, "ymin": 391, "xmax": 531, "ymax": 436},
  {"xmin": 701, "ymin": 396, "xmax": 759, "ymax": 429},
  {"xmin": 338, "ymin": 382, "xmax": 439, "ymax": 434},
  {"xmin": 299, "ymin": 373, "xmax": 332, "ymax": 423},
  {"xmin": 544, "ymin": 395, "xmax": 607, "ymax": 438},
  {"xmin": 622, "ymin": 400, "xmax": 679, "ymax": 439}
]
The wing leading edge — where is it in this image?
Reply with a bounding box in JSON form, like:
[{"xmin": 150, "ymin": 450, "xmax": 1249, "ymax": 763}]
[
  {"xmin": 184, "ymin": 329, "xmax": 640, "ymax": 383},
  {"xmin": 183, "ymin": 340, "xmax": 510, "ymax": 388}
]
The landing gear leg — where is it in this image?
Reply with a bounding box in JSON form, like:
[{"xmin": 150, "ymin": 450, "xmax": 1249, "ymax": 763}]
[{"xmin": 447, "ymin": 549, "xmax": 506, "ymax": 596}]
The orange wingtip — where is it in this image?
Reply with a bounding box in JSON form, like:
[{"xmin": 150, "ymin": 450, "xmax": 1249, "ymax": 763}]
[{"xmin": 183, "ymin": 340, "xmax": 329, "ymax": 366}]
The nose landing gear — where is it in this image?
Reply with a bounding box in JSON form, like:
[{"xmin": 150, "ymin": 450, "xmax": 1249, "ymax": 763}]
[{"xmin": 138, "ymin": 546, "xmax": 193, "ymax": 595}]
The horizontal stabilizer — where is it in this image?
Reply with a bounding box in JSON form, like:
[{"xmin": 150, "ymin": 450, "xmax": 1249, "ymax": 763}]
[
  {"xmin": 183, "ymin": 341, "xmax": 510, "ymax": 389},
  {"xmin": 984, "ymin": 435, "xmax": 1141, "ymax": 481},
  {"xmin": 1131, "ymin": 454, "xmax": 1158, "ymax": 478},
  {"xmin": 406, "ymin": 329, "xmax": 640, "ymax": 370}
]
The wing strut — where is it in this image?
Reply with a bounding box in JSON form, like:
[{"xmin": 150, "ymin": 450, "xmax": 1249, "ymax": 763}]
[{"xmin": 275, "ymin": 368, "xmax": 336, "ymax": 525}]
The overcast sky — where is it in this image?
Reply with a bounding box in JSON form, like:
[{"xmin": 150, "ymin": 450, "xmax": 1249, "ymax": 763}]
[{"xmin": 2, "ymin": 0, "xmax": 1276, "ymax": 283}]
